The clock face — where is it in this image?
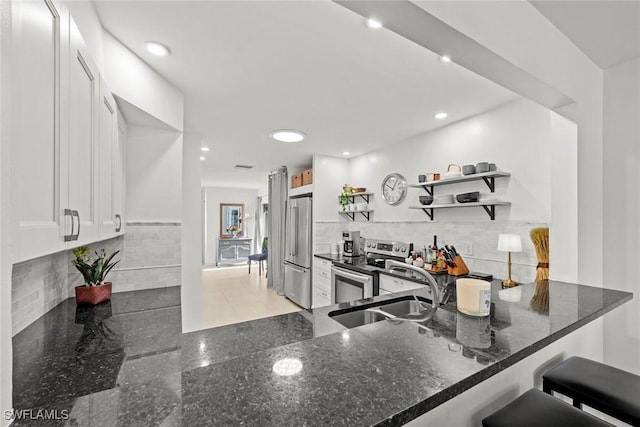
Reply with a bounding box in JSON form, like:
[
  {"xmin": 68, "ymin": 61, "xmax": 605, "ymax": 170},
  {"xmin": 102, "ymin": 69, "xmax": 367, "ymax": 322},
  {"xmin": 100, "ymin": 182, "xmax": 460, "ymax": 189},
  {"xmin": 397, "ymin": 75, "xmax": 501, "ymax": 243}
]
[{"xmin": 381, "ymin": 173, "xmax": 407, "ymax": 205}]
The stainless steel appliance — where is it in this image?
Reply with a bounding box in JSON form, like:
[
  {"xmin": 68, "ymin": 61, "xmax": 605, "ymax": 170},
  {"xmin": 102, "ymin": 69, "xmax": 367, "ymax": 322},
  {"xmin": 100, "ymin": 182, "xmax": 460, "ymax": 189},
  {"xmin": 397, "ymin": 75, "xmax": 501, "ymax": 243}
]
[
  {"xmin": 284, "ymin": 197, "xmax": 312, "ymax": 308},
  {"xmin": 364, "ymin": 238, "xmax": 412, "ymax": 267},
  {"xmin": 331, "ymin": 263, "xmax": 378, "ymax": 304},
  {"xmin": 342, "ymin": 230, "xmax": 361, "ymax": 257},
  {"xmin": 331, "ymin": 238, "xmax": 411, "ymax": 304}
]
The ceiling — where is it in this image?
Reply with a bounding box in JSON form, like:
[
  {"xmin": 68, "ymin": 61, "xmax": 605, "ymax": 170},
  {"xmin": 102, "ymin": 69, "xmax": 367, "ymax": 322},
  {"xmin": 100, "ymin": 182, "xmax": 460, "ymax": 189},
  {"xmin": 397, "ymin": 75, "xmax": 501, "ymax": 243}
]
[
  {"xmin": 531, "ymin": 0, "xmax": 640, "ymax": 69},
  {"xmin": 94, "ymin": 1, "xmax": 640, "ymax": 190},
  {"xmin": 94, "ymin": 0, "xmax": 519, "ymax": 189}
]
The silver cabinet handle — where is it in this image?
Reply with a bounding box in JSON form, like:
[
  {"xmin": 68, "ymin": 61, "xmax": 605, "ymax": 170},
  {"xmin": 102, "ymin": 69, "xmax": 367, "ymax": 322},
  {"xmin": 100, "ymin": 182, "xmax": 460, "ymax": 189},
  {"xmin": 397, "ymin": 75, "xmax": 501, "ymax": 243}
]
[
  {"xmin": 115, "ymin": 214, "xmax": 122, "ymax": 232},
  {"xmin": 72, "ymin": 210, "xmax": 80, "ymax": 240},
  {"xmin": 64, "ymin": 209, "xmax": 74, "ymax": 242}
]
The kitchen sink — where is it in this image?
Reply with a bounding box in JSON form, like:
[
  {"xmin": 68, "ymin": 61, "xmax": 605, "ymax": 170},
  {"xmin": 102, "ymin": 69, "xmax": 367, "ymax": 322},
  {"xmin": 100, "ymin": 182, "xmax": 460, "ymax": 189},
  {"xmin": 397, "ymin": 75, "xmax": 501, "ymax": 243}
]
[{"xmin": 328, "ymin": 295, "xmax": 432, "ymax": 329}]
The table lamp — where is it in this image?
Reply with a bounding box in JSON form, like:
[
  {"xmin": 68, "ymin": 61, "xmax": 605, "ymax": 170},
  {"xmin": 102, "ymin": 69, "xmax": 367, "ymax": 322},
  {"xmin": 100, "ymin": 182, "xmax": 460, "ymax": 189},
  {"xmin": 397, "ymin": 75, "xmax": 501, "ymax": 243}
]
[{"xmin": 497, "ymin": 233, "xmax": 522, "ymax": 288}]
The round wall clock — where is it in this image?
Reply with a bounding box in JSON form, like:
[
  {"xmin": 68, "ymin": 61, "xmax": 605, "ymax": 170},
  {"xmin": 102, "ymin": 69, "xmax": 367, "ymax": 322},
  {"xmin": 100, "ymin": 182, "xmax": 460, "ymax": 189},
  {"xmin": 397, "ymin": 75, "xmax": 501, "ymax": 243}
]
[{"xmin": 381, "ymin": 173, "xmax": 407, "ymax": 205}]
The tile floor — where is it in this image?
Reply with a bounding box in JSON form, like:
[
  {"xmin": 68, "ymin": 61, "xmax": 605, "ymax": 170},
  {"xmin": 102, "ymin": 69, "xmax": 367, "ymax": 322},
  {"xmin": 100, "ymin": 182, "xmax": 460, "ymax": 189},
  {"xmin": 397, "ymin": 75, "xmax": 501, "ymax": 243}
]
[{"xmin": 199, "ymin": 265, "xmax": 302, "ymax": 329}]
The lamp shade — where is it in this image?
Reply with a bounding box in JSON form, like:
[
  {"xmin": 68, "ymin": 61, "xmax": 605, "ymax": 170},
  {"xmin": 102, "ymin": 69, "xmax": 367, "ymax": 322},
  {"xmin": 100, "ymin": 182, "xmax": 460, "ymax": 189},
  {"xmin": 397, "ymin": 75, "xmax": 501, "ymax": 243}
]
[{"xmin": 497, "ymin": 234, "xmax": 522, "ymax": 252}]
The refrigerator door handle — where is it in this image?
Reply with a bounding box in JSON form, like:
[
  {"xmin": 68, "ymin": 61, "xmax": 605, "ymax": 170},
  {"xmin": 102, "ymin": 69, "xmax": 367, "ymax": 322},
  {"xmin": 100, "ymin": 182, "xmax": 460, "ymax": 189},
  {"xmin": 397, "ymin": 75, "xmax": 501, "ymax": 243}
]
[
  {"xmin": 291, "ymin": 206, "xmax": 297, "ymax": 256},
  {"xmin": 288, "ymin": 206, "xmax": 293, "ymax": 256}
]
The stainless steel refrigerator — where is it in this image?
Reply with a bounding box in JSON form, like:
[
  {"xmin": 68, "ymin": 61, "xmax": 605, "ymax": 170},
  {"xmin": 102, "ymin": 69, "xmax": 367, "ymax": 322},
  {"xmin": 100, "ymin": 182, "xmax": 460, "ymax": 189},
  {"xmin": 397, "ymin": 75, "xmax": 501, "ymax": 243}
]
[{"xmin": 284, "ymin": 197, "xmax": 312, "ymax": 308}]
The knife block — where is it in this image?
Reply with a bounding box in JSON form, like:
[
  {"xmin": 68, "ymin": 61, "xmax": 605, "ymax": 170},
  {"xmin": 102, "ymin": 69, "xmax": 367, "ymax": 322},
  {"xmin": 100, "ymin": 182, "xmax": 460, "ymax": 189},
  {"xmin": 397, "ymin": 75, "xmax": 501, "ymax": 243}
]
[{"xmin": 447, "ymin": 255, "xmax": 469, "ymax": 276}]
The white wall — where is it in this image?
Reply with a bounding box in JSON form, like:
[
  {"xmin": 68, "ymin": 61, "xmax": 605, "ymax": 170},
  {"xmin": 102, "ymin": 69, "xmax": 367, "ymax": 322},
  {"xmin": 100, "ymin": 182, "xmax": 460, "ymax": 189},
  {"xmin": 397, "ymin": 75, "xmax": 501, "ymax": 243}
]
[
  {"xmin": 348, "ymin": 98, "xmax": 551, "ymax": 223},
  {"xmin": 182, "ymin": 133, "xmax": 204, "ymax": 333},
  {"xmin": 102, "ymin": 31, "xmax": 184, "ymax": 132},
  {"xmin": 203, "ymin": 187, "xmax": 260, "ymax": 266},
  {"xmin": 312, "ymin": 155, "xmax": 349, "ymax": 222},
  {"xmin": 549, "ymin": 113, "xmax": 578, "ymax": 282},
  {"xmin": 126, "ymin": 126, "xmax": 183, "ymax": 222},
  {"xmin": 0, "ymin": 0, "xmax": 13, "ymax": 421},
  {"xmin": 603, "ymin": 58, "xmax": 640, "ymax": 373}
]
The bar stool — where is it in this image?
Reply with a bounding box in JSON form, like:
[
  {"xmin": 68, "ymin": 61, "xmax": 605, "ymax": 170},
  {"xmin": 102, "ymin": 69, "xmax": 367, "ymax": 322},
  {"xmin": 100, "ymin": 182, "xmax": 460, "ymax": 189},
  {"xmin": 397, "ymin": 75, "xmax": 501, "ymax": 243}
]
[
  {"xmin": 482, "ymin": 389, "xmax": 614, "ymax": 427},
  {"xmin": 543, "ymin": 356, "xmax": 640, "ymax": 426}
]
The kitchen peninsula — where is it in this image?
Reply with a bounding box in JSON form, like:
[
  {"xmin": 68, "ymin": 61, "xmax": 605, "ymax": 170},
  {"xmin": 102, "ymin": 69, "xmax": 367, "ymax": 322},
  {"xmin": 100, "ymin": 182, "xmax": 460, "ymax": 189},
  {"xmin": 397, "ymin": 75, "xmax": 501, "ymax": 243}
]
[{"xmin": 13, "ymin": 281, "xmax": 631, "ymax": 426}]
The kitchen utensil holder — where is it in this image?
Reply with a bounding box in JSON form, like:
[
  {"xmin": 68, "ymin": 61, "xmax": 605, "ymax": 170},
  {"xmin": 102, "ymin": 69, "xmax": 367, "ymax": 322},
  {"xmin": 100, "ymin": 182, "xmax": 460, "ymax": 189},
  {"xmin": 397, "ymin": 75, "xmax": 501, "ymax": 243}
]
[{"xmin": 447, "ymin": 255, "xmax": 469, "ymax": 276}]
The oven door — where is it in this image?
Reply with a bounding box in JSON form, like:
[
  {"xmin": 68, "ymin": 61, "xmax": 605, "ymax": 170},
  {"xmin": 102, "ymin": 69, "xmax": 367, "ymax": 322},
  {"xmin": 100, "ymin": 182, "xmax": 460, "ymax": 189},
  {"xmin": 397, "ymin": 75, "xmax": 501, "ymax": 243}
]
[{"xmin": 331, "ymin": 265, "xmax": 375, "ymax": 304}]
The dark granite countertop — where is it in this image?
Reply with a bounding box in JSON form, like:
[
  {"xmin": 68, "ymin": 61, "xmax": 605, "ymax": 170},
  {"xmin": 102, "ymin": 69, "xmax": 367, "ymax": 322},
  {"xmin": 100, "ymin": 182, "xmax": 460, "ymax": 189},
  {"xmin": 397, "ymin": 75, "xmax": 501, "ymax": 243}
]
[{"xmin": 12, "ymin": 282, "xmax": 632, "ymax": 426}]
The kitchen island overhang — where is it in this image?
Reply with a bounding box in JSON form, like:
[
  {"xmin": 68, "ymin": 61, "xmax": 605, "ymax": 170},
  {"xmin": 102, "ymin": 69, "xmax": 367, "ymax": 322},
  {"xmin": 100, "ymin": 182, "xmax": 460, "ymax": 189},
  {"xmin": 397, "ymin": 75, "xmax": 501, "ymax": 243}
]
[{"xmin": 184, "ymin": 280, "xmax": 632, "ymax": 426}]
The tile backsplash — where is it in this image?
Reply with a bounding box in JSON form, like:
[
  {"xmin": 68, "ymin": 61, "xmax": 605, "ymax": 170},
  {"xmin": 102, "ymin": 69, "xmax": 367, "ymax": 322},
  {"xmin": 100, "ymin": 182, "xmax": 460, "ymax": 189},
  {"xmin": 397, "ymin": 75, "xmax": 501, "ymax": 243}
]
[
  {"xmin": 12, "ymin": 223, "xmax": 182, "ymax": 336},
  {"xmin": 315, "ymin": 220, "xmax": 548, "ymax": 284}
]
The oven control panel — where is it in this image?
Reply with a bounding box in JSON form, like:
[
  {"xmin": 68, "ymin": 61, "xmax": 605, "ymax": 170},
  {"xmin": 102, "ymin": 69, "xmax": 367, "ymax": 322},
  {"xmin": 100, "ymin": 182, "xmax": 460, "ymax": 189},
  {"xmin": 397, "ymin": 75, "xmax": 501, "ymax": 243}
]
[{"xmin": 365, "ymin": 239, "xmax": 412, "ymax": 257}]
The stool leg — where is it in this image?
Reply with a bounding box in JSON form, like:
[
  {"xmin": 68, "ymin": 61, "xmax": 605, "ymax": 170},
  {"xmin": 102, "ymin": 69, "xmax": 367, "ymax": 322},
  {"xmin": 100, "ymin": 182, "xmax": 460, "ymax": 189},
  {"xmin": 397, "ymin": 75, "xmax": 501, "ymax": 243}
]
[
  {"xmin": 573, "ymin": 399, "xmax": 582, "ymax": 409},
  {"xmin": 248, "ymin": 260, "xmax": 251, "ymax": 274},
  {"xmin": 259, "ymin": 260, "xmax": 262, "ymax": 275},
  {"xmin": 542, "ymin": 381, "xmax": 552, "ymax": 395}
]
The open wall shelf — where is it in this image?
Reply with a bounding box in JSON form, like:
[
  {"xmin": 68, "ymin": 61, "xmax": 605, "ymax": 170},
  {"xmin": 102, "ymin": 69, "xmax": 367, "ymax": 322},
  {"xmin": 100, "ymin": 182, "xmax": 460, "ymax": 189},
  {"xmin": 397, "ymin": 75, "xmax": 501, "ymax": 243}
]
[
  {"xmin": 409, "ymin": 201, "xmax": 511, "ymax": 220},
  {"xmin": 339, "ymin": 210, "xmax": 373, "ymax": 221},
  {"xmin": 409, "ymin": 171, "xmax": 510, "ymax": 196}
]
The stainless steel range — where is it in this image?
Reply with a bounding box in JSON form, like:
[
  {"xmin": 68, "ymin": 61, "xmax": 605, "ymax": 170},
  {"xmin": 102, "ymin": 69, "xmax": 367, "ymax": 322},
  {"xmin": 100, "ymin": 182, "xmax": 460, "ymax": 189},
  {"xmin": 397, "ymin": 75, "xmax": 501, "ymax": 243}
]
[
  {"xmin": 330, "ymin": 239, "xmax": 413, "ymax": 304},
  {"xmin": 364, "ymin": 239, "xmax": 413, "ymax": 268}
]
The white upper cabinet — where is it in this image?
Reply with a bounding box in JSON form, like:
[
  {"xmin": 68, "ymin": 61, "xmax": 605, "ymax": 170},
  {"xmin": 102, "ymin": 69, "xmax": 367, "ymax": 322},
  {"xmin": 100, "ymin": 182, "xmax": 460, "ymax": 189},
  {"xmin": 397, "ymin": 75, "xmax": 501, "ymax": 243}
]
[
  {"xmin": 98, "ymin": 76, "xmax": 117, "ymax": 239},
  {"xmin": 64, "ymin": 17, "xmax": 99, "ymax": 247},
  {"xmin": 98, "ymin": 76, "xmax": 126, "ymax": 239},
  {"xmin": 12, "ymin": 0, "xmax": 65, "ymax": 261},
  {"xmin": 114, "ymin": 110, "xmax": 127, "ymax": 236},
  {"xmin": 11, "ymin": 3, "xmax": 127, "ymax": 262}
]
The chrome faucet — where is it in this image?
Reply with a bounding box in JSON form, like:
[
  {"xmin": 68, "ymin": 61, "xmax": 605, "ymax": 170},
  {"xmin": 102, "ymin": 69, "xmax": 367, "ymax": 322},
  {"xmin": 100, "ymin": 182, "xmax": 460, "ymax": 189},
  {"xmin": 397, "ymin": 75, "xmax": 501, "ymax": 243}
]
[{"xmin": 384, "ymin": 260, "xmax": 441, "ymax": 310}]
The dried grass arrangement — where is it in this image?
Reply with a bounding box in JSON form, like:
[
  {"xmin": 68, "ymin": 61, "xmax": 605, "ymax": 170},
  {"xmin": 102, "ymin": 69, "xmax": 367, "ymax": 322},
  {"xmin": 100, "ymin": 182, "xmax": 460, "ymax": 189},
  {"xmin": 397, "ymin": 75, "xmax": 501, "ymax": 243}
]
[{"xmin": 530, "ymin": 227, "xmax": 549, "ymax": 281}]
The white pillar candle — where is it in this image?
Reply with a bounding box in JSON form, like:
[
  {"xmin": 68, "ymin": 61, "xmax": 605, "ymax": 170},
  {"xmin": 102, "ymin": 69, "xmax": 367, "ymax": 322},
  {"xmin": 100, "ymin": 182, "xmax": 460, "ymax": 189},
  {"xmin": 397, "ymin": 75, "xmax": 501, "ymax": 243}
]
[{"xmin": 456, "ymin": 278, "xmax": 491, "ymax": 316}]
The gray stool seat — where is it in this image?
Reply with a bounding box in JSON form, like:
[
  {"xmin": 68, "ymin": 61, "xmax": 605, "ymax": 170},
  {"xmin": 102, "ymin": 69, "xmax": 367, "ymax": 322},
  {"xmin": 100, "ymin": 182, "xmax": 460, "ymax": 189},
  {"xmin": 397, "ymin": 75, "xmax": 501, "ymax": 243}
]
[
  {"xmin": 543, "ymin": 356, "xmax": 640, "ymax": 426},
  {"xmin": 482, "ymin": 389, "xmax": 614, "ymax": 427}
]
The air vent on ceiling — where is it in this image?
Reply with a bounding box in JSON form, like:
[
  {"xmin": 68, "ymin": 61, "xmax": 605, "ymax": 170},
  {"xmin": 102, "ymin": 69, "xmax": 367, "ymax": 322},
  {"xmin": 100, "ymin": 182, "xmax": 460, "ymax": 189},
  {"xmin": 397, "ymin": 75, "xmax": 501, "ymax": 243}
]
[{"xmin": 234, "ymin": 164, "xmax": 254, "ymax": 170}]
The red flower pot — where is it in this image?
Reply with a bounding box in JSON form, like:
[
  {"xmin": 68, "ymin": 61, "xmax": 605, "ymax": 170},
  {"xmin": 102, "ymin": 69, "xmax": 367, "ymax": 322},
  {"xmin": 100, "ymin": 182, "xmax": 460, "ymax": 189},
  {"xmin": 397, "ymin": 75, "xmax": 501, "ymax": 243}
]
[{"xmin": 75, "ymin": 282, "xmax": 112, "ymax": 305}]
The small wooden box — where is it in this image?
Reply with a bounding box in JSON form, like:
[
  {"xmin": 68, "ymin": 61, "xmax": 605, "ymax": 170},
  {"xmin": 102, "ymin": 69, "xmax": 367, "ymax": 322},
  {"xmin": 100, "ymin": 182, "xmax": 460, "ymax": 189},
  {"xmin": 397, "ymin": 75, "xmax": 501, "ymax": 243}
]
[
  {"xmin": 291, "ymin": 173, "xmax": 302, "ymax": 188},
  {"xmin": 302, "ymin": 168, "xmax": 313, "ymax": 185}
]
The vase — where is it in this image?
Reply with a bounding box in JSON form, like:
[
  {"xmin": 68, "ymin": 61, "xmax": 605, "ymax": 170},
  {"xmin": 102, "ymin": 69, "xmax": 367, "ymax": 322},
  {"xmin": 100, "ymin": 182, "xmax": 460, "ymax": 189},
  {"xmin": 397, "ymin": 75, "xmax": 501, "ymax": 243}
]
[{"xmin": 75, "ymin": 282, "xmax": 112, "ymax": 305}]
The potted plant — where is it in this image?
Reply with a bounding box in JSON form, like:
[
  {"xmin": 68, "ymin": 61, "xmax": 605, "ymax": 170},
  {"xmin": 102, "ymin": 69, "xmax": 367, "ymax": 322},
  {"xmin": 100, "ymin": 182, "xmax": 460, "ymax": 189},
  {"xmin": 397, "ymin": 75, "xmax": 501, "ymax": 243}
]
[
  {"xmin": 71, "ymin": 246, "xmax": 120, "ymax": 305},
  {"xmin": 339, "ymin": 184, "xmax": 353, "ymax": 212}
]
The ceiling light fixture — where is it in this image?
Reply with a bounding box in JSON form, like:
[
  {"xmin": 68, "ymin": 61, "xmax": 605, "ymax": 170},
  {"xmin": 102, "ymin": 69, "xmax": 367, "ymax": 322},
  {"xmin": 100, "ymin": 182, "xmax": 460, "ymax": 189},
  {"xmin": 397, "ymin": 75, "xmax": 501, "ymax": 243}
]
[
  {"xmin": 434, "ymin": 112, "xmax": 448, "ymax": 120},
  {"xmin": 366, "ymin": 18, "xmax": 382, "ymax": 29},
  {"xmin": 201, "ymin": 147, "xmax": 210, "ymax": 152},
  {"xmin": 145, "ymin": 41, "xmax": 170, "ymax": 57},
  {"xmin": 269, "ymin": 129, "xmax": 306, "ymax": 143},
  {"xmin": 342, "ymin": 151, "xmax": 350, "ymax": 156},
  {"xmin": 440, "ymin": 55, "xmax": 452, "ymax": 63}
]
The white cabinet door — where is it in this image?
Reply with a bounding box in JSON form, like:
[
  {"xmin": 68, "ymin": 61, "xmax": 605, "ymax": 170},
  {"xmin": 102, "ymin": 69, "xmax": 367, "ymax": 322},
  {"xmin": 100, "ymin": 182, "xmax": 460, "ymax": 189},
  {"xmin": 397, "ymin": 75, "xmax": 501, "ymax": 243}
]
[
  {"xmin": 98, "ymin": 76, "xmax": 117, "ymax": 239},
  {"xmin": 12, "ymin": 0, "xmax": 66, "ymax": 262},
  {"xmin": 379, "ymin": 274, "xmax": 425, "ymax": 294},
  {"xmin": 65, "ymin": 17, "xmax": 99, "ymax": 246},
  {"xmin": 114, "ymin": 110, "xmax": 127, "ymax": 235}
]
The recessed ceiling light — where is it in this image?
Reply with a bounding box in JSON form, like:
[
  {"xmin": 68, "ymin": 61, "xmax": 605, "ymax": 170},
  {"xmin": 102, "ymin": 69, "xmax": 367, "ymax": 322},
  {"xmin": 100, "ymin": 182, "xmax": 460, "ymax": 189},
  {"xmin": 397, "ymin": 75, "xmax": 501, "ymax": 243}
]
[
  {"xmin": 366, "ymin": 18, "xmax": 382, "ymax": 29},
  {"xmin": 145, "ymin": 41, "xmax": 170, "ymax": 57},
  {"xmin": 201, "ymin": 147, "xmax": 210, "ymax": 152},
  {"xmin": 434, "ymin": 112, "xmax": 448, "ymax": 120},
  {"xmin": 440, "ymin": 55, "xmax": 452, "ymax": 63},
  {"xmin": 269, "ymin": 130, "xmax": 306, "ymax": 143},
  {"xmin": 200, "ymin": 156, "xmax": 206, "ymax": 160},
  {"xmin": 342, "ymin": 151, "xmax": 350, "ymax": 156}
]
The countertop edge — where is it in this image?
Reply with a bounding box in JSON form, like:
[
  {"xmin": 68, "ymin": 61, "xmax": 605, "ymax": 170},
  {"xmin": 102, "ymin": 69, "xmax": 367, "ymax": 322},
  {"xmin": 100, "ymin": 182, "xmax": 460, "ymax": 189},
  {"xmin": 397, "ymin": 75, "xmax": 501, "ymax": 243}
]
[{"xmin": 375, "ymin": 290, "xmax": 634, "ymax": 426}]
